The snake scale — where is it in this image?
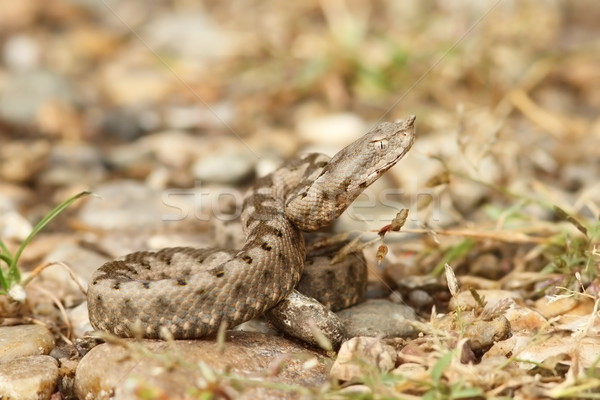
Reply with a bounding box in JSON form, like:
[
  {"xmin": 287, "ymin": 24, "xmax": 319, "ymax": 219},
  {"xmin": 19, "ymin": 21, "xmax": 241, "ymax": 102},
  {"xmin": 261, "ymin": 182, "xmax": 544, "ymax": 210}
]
[{"xmin": 87, "ymin": 116, "xmax": 416, "ymax": 340}]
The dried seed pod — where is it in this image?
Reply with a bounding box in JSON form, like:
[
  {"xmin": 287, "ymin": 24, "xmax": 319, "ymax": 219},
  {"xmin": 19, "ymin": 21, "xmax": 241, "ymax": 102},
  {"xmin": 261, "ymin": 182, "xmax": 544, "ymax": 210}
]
[
  {"xmin": 376, "ymin": 244, "xmax": 388, "ymax": 261},
  {"xmin": 445, "ymin": 263, "xmax": 459, "ymax": 297},
  {"xmin": 391, "ymin": 209, "xmax": 409, "ymax": 231}
]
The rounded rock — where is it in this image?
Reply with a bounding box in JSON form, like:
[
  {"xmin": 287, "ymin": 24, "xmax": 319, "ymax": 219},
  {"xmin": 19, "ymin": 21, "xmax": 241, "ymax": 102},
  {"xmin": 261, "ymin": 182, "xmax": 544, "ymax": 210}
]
[
  {"xmin": 336, "ymin": 299, "xmax": 417, "ymax": 339},
  {"xmin": 0, "ymin": 355, "xmax": 59, "ymax": 400},
  {"xmin": 0, "ymin": 324, "xmax": 55, "ymax": 363}
]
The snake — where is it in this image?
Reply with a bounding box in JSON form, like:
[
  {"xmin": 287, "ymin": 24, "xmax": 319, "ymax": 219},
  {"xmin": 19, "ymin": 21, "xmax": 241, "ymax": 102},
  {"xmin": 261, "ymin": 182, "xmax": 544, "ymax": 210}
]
[{"xmin": 87, "ymin": 116, "xmax": 416, "ymax": 340}]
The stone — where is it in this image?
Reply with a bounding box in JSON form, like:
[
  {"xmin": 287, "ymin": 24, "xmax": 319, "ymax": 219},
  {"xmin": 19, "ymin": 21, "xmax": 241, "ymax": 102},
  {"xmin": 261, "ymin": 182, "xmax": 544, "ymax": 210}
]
[
  {"xmin": 0, "ymin": 325, "xmax": 55, "ymax": 363},
  {"xmin": 67, "ymin": 301, "xmax": 93, "ymax": 339},
  {"xmin": 193, "ymin": 151, "xmax": 255, "ymax": 184},
  {"xmin": 3, "ymin": 34, "xmax": 40, "ymax": 70},
  {"xmin": 0, "ymin": 69, "xmax": 73, "ymax": 124},
  {"xmin": 39, "ymin": 142, "xmax": 106, "ymax": 186},
  {"xmin": 74, "ymin": 331, "xmax": 329, "ymax": 400},
  {"xmin": 100, "ymin": 63, "xmax": 171, "ymax": 106},
  {"xmin": 0, "ymin": 209, "xmax": 32, "ymax": 241},
  {"xmin": 336, "ymin": 299, "xmax": 417, "ymax": 339},
  {"xmin": 78, "ymin": 180, "xmax": 166, "ymax": 230},
  {"xmin": 0, "ymin": 355, "xmax": 59, "ymax": 400},
  {"xmin": 534, "ymin": 295, "xmax": 589, "ymax": 319},
  {"xmin": 143, "ymin": 12, "xmax": 239, "ymax": 61},
  {"xmin": 109, "ymin": 131, "xmax": 204, "ymax": 169},
  {"xmin": 0, "ymin": 183, "xmax": 31, "ymax": 212},
  {"xmin": 0, "ymin": 139, "xmax": 50, "ymax": 183},
  {"xmin": 164, "ymin": 102, "xmax": 235, "ymax": 130}
]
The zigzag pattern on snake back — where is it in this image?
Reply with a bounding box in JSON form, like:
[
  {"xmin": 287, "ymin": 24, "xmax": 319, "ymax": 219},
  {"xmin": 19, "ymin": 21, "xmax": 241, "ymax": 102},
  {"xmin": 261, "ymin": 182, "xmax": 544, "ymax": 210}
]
[{"xmin": 87, "ymin": 116, "xmax": 416, "ymax": 339}]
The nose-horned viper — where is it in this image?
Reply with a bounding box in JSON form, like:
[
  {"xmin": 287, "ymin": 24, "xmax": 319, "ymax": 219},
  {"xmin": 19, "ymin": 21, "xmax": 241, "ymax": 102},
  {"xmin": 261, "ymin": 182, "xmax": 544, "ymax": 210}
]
[{"xmin": 87, "ymin": 116, "xmax": 416, "ymax": 340}]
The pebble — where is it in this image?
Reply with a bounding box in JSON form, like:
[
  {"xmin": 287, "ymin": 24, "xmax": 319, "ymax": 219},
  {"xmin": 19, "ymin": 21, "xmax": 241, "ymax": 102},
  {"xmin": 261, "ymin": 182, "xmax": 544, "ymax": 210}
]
[
  {"xmin": 469, "ymin": 253, "xmax": 504, "ymax": 280},
  {"xmin": 101, "ymin": 63, "xmax": 171, "ymax": 106},
  {"xmin": 143, "ymin": 12, "xmax": 238, "ymax": 61},
  {"xmin": 39, "ymin": 142, "xmax": 106, "ymax": 186},
  {"xmin": 122, "ymin": 130, "xmax": 205, "ymax": 169},
  {"xmin": 0, "ymin": 139, "xmax": 50, "ymax": 183},
  {"xmin": 74, "ymin": 331, "xmax": 329, "ymax": 399},
  {"xmin": 0, "ymin": 183, "xmax": 31, "ymax": 212},
  {"xmin": 3, "ymin": 34, "xmax": 40, "ymax": 70},
  {"xmin": 77, "ymin": 180, "xmax": 166, "ymax": 230},
  {"xmin": 164, "ymin": 102, "xmax": 235, "ymax": 129},
  {"xmin": 67, "ymin": 301, "xmax": 93, "ymax": 338},
  {"xmin": 98, "ymin": 108, "xmax": 145, "ymax": 141},
  {"xmin": 0, "ymin": 355, "xmax": 59, "ymax": 400},
  {"xmin": 0, "ymin": 324, "xmax": 55, "ymax": 363},
  {"xmin": 330, "ymin": 337, "xmax": 397, "ymax": 382},
  {"xmin": 336, "ymin": 299, "xmax": 417, "ymax": 339},
  {"xmin": 534, "ymin": 295, "xmax": 589, "ymax": 319},
  {"xmin": 0, "ymin": 69, "xmax": 74, "ymax": 124},
  {"xmin": 0, "ymin": 209, "xmax": 32, "ymax": 241},
  {"xmin": 407, "ymin": 289, "xmax": 434, "ymax": 309},
  {"xmin": 503, "ymin": 302, "xmax": 548, "ymax": 333},
  {"xmin": 193, "ymin": 151, "xmax": 256, "ymax": 184}
]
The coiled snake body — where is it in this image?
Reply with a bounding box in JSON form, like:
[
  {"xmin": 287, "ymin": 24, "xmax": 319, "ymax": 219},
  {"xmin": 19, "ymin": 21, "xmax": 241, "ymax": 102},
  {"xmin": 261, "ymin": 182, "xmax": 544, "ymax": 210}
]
[{"xmin": 87, "ymin": 116, "xmax": 416, "ymax": 339}]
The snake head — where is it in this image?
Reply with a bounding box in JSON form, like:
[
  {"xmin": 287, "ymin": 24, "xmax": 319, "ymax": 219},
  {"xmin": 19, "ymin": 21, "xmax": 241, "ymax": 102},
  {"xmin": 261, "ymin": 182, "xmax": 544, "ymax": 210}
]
[
  {"xmin": 331, "ymin": 115, "xmax": 416, "ymax": 195},
  {"xmin": 285, "ymin": 115, "xmax": 416, "ymax": 231}
]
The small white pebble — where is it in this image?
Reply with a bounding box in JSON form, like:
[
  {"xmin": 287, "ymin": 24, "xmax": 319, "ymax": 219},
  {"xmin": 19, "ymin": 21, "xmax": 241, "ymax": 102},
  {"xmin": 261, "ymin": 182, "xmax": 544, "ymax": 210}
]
[{"xmin": 3, "ymin": 35, "xmax": 40, "ymax": 69}]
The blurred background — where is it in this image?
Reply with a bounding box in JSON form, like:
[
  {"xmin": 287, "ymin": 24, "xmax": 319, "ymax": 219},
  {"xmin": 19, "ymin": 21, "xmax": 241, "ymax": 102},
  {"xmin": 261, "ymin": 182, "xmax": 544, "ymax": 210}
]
[{"xmin": 0, "ymin": 0, "xmax": 598, "ymax": 238}]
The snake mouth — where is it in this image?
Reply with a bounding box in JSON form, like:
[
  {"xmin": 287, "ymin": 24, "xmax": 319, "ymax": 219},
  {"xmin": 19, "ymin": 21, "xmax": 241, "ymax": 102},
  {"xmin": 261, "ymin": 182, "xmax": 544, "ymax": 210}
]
[
  {"xmin": 346, "ymin": 149, "xmax": 410, "ymax": 193},
  {"xmin": 346, "ymin": 170, "xmax": 383, "ymax": 193}
]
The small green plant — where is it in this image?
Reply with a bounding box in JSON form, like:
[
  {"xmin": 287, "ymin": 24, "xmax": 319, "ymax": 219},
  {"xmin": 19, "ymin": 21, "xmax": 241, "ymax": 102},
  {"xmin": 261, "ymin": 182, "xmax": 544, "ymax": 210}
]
[
  {"xmin": 0, "ymin": 191, "xmax": 90, "ymax": 298},
  {"xmin": 544, "ymin": 206, "xmax": 600, "ymax": 287}
]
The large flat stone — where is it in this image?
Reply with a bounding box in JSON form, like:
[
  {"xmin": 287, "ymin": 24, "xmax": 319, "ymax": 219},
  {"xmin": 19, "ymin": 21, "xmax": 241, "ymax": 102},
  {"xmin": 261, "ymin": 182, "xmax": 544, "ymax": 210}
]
[{"xmin": 75, "ymin": 331, "xmax": 331, "ymax": 399}]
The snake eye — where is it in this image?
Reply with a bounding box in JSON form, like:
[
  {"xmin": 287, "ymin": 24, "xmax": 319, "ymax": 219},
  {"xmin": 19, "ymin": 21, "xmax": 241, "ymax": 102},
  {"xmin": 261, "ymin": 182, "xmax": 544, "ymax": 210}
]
[{"xmin": 370, "ymin": 138, "xmax": 388, "ymax": 151}]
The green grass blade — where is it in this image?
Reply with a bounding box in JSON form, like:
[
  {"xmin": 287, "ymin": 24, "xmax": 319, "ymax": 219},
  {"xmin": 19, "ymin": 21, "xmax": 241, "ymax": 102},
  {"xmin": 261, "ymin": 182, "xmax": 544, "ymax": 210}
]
[
  {"xmin": 0, "ymin": 254, "xmax": 10, "ymax": 292},
  {"xmin": 430, "ymin": 351, "xmax": 453, "ymax": 385},
  {"xmin": 432, "ymin": 239, "xmax": 474, "ymax": 277},
  {"xmin": 9, "ymin": 191, "xmax": 91, "ymax": 283},
  {"xmin": 0, "ymin": 253, "xmax": 12, "ymax": 265},
  {"xmin": 0, "ymin": 239, "xmax": 10, "ymax": 257}
]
